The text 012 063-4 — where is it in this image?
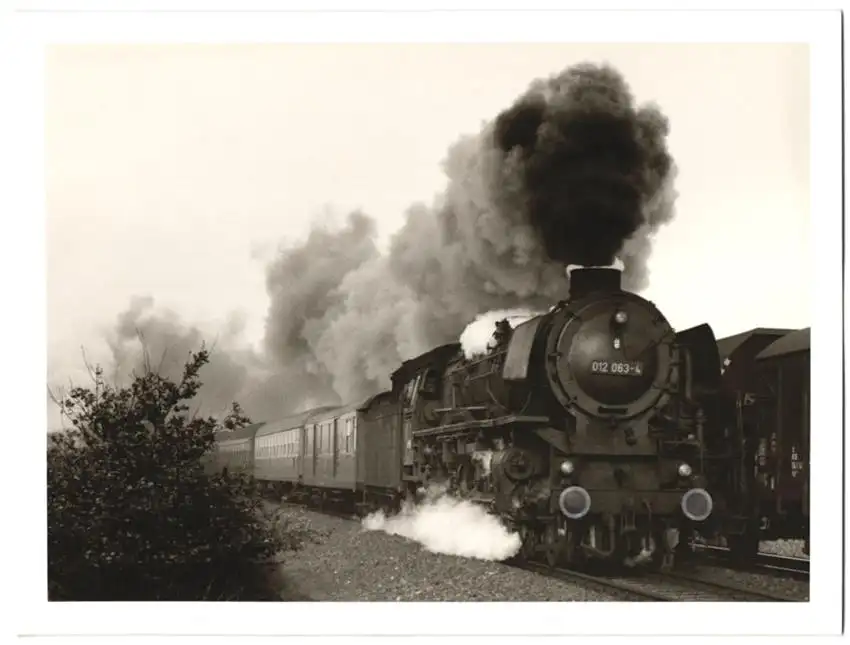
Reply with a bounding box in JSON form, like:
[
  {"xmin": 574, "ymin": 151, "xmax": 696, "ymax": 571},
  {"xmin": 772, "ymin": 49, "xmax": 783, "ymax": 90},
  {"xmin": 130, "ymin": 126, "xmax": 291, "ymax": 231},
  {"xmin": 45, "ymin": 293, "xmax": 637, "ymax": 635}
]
[{"xmin": 590, "ymin": 360, "xmax": 644, "ymax": 376}]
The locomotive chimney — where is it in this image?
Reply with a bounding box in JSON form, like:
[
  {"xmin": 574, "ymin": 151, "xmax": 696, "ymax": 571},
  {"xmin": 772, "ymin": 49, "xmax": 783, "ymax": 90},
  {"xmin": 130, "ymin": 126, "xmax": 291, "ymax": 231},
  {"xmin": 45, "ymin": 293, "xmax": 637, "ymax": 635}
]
[{"xmin": 568, "ymin": 267, "xmax": 623, "ymax": 300}]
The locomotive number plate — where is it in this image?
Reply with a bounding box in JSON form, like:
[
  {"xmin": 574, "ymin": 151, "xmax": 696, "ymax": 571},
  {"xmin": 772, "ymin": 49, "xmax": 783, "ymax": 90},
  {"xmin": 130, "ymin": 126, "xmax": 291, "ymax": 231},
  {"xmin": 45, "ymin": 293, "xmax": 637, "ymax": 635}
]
[{"xmin": 590, "ymin": 360, "xmax": 644, "ymax": 376}]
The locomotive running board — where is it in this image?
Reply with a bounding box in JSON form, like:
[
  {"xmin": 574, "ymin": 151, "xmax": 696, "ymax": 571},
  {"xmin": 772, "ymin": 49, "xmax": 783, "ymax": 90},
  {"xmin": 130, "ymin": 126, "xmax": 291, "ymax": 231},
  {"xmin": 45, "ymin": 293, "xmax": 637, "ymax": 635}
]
[{"xmin": 412, "ymin": 415, "xmax": 549, "ymax": 438}]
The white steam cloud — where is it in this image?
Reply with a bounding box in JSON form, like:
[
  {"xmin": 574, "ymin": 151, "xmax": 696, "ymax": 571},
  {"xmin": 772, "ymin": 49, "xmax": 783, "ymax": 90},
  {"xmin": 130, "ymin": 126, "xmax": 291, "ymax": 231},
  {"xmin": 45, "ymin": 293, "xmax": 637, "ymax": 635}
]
[
  {"xmin": 362, "ymin": 490, "xmax": 521, "ymax": 562},
  {"xmin": 458, "ymin": 308, "xmax": 544, "ymax": 359}
]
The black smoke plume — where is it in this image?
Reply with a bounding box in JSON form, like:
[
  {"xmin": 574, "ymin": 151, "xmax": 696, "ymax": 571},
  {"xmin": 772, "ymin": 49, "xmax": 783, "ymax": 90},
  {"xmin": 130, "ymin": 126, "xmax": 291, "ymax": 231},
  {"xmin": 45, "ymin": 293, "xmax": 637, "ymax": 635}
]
[{"xmin": 492, "ymin": 62, "xmax": 676, "ymax": 271}]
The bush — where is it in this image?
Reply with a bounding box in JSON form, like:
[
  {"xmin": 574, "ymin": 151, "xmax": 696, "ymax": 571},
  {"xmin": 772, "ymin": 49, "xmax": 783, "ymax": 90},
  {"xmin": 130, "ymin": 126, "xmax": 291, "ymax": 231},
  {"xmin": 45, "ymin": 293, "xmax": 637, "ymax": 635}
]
[{"xmin": 47, "ymin": 349, "xmax": 290, "ymax": 601}]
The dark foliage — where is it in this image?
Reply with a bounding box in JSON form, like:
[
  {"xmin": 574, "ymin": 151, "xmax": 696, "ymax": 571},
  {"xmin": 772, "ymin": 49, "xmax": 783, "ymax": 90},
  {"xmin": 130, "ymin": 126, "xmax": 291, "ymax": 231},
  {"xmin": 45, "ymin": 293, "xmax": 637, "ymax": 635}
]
[{"xmin": 47, "ymin": 348, "xmax": 290, "ymax": 601}]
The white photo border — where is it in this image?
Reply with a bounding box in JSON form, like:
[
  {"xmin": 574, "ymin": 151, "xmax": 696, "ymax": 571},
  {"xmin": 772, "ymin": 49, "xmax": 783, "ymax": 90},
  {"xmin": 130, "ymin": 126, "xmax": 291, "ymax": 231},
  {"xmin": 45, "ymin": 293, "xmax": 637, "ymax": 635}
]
[{"xmin": 1, "ymin": 4, "xmax": 841, "ymax": 638}]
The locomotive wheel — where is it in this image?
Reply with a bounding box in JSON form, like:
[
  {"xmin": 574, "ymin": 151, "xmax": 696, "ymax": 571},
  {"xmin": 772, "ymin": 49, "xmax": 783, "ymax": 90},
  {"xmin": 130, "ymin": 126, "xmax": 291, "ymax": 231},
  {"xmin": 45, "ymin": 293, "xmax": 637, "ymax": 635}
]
[
  {"xmin": 675, "ymin": 527, "xmax": 696, "ymax": 564},
  {"xmin": 456, "ymin": 463, "xmax": 475, "ymax": 497},
  {"xmin": 542, "ymin": 522, "xmax": 563, "ymax": 568},
  {"xmin": 647, "ymin": 532, "xmax": 675, "ymax": 572},
  {"xmin": 519, "ymin": 525, "xmax": 537, "ymax": 561}
]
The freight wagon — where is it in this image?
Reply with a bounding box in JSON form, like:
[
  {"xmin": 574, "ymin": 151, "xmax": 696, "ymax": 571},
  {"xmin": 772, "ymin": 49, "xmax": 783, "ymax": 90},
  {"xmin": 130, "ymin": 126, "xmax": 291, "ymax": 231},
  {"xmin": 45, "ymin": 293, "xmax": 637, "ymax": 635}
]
[{"xmin": 715, "ymin": 327, "xmax": 811, "ymax": 558}]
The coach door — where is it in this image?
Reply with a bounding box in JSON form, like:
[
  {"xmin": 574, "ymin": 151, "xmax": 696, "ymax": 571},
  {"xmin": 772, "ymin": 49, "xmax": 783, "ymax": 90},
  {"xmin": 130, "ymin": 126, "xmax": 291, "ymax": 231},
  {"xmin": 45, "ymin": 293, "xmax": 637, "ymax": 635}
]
[
  {"xmin": 302, "ymin": 425, "xmax": 311, "ymax": 479},
  {"xmin": 312, "ymin": 423, "xmax": 319, "ymax": 478},
  {"xmin": 297, "ymin": 426, "xmax": 305, "ymax": 479},
  {"xmin": 332, "ymin": 417, "xmax": 340, "ymax": 477}
]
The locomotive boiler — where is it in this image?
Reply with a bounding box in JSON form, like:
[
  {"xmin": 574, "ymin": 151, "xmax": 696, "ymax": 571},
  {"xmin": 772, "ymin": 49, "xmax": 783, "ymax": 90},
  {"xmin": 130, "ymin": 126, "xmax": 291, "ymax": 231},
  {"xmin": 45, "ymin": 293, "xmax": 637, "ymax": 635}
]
[{"xmin": 395, "ymin": 266, "xmax": 728, "ymax": 570}]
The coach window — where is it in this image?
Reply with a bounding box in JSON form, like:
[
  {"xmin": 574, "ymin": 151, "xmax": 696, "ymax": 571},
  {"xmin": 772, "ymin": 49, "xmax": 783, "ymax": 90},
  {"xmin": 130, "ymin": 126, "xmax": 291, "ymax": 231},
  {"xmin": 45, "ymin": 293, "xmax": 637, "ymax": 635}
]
[
  {"xmin": 407, "ymin": 375, "xmax": 422, "ymax": 407},
  {"xmin": 420, "ymin": 369, "xmax": 440, "ymax": 400}
]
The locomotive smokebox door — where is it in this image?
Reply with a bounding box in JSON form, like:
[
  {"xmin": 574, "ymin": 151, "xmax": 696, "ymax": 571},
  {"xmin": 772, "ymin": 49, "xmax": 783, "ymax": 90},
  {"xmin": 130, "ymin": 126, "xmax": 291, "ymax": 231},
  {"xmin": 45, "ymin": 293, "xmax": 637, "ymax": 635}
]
[{"xmin": 544, "ymin": 291, "xmax": 676, "ymax": 420}]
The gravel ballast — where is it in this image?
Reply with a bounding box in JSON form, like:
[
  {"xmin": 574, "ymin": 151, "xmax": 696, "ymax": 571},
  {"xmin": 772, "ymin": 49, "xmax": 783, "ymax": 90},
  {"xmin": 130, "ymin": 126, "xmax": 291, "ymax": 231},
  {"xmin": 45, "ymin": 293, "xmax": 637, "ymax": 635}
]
[
  {"xmin": 266, "ymin": 504, "xmax": 808, "ymax": 602},
  {"xmin": 680, "ymin": 563, "xmax": 809, "ymax": 601},
  {"xmin": 760, "ymin": 539, "xmax": 808, "ymax": 558},
  {"xmin": 269, "ymin": 505, "xmax": 618, "ymax": 601}
]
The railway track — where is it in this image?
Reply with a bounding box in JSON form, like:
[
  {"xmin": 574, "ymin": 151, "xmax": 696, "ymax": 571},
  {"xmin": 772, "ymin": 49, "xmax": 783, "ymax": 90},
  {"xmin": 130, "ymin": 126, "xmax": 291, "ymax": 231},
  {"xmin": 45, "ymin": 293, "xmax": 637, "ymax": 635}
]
[
  {"xmin": 692, "ymin": 543, "xmax": 809, "ymax": 580},
  {"xmin": 520, "ymin": 561, "xmax": 802, "ymax": 601}
]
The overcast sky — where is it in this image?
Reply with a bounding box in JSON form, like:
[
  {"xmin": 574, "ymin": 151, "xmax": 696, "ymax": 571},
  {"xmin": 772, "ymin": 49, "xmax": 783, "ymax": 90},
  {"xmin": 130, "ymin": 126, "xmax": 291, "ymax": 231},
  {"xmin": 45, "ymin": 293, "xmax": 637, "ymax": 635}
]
[{"xmin": 46, "ymin": 43, "xmax": 810, "ymax": 427}]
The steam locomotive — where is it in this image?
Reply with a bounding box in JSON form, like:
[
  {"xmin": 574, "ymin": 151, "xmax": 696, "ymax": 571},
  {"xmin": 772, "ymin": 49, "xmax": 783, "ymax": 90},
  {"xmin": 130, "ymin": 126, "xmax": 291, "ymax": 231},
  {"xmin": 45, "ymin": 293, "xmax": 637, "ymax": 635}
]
[
  {"xmin": 212, "ymin": 266, "xmax": 735, "ymax": 571},
  {"xmin": 395, "ymin": 266, "xmax": 733, "ymax": 569}
]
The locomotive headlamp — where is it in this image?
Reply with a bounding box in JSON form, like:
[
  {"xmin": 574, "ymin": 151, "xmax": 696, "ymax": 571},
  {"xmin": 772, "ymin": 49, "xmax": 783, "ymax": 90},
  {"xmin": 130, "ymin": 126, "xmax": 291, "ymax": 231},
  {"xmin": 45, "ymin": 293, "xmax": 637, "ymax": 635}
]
[
  {"xmin": 558, "ymin": 486, "xmax": 591, "ymax": 519},
  {"xmin": 614, "ymin": 310, "xmax": 628, "ymax": 325},
  {"xmin": 560, "ymin": 459, "xmax": 575, "ymax": 475},
  {"xmin": 678, "ymin": 463, "xmax": 693, "ymax": 477},
  {"xmin": 681, "ymin": 488, "xmax": 714, "ymax": 522}
]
